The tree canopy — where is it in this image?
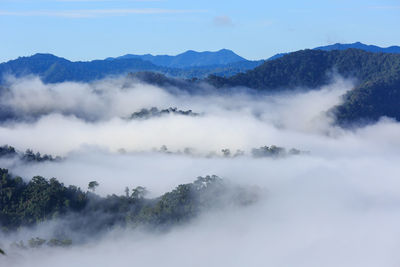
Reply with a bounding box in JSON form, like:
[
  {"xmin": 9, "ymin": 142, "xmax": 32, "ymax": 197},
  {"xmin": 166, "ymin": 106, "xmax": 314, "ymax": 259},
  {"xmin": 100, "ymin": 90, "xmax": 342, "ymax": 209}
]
[{"xmin": 0, "ymin": 169, "xmax": 260, "ymax": 235}]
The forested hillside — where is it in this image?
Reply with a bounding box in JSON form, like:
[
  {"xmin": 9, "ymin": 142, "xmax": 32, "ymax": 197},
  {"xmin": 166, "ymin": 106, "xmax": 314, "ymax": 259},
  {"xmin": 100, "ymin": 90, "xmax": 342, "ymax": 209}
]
[
  {"xmin": 208, "ymin": 49, "xmax": 400, "ymax": 125},
  {"xmin": 0, "ymin": 168, "xmax": 259, "ymax": 233}
]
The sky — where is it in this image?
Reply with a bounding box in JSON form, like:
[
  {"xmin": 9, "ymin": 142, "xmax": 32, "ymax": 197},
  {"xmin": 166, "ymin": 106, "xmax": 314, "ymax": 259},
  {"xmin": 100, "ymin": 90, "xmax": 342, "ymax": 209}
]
[{"xmin": 0, "ymin": 0, "xmax": 400, "ymax": 62}]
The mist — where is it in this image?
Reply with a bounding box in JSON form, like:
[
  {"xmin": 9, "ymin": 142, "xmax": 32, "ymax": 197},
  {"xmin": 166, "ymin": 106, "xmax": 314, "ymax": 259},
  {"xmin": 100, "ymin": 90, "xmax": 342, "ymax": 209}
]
[
  {"xmin": 2, "ymin": 75, "xmax": 400, "ymax": 266},
  {"xmin": 0, "ymin": 75, "xmax": 353, "ymax": 155}
]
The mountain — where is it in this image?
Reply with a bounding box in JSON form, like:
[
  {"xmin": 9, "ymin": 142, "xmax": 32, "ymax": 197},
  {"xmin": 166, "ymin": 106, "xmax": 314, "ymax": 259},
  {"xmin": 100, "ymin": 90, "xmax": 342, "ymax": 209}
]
[
  {"xmin": 0, "ymin": 50, "xmax": 263, "ymax": 83},
  {"xmin": 314, "ymin": 42, "xmax": 400, "ymax": 54},
  {"xmin": 334, "ymin": 75, "xmax": 400, "ymax": 126},
  {"xmin": 266, "ymin": 52, "xmax": 288, "ymax": 61},
  {"xmin": 207, "ymin": 49, "xmax": 400, "ymax": 125},
  {"xmin": 127, "ymin": 71, "xmax": 196, "ymax": 90},
  {"xmin": 106, "ymin": 49, "xmax": 248, "ymax": 68},
  {"xmin": 266, "ymin": 42, "xmax": 400, "ymax": 61},
  {"xmin": 2, "ymin": 47, "xmax": 400, "ymax": 126},
  {"xmin": 0, "ymin": 53, "xmax": 161, "ymax": 83},
  {"xmin": 161, "ymin": 59, "xmax": 264, "ymax": 79},
  {"xmin": 208, "ymin": 49, "xmax": 400, "ymax": 90}
]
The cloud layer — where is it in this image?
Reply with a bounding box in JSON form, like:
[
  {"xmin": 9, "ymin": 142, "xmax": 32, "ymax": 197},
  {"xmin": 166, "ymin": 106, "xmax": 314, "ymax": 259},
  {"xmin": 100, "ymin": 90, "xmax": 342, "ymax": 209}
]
[
  {"xmin": 0, "ymin": 75, "xmax": 353, "ymax": 155},
  {"xmin": 2, "ymin": 75, "xmax": 400, "ymax": 266}
]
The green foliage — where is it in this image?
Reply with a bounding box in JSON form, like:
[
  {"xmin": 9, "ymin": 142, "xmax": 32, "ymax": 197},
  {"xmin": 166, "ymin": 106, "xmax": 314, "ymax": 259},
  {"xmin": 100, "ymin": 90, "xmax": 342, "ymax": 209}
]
[
  {"xmin": 0, "ymin": 170, "xmax": 259, "ymax": 234},
  {"xmin": 0, "ymin": 145, "xmax": 17, "ymax": 158},
  {"xmin": 134, "ymin": 175, "xmax": 254, "ymax": 227},
  {"xmin": 22, "ymin": 149, "xmax": 59, "ymax": 162},
  {"xmin": 28, "ymin": 237, "xmax": 46, "ymax": 248},
  {"xmin": 47, "ymin": 238, "xmax": 72, "ymax": 247},
  {"xmin": 333, "ymin": 75, "xmax": 400, "ymax": 125},
  {"xmin": 9, "ymin": 238, "xmax": 72, "ymax": 250},
  {"xmin": 131, "ymin": 186, "xmax": 147, "ymax": 199},
  {"xmin": 88, "ymin": 181, "xmax": 99, "ymax": 192},
  {"xmin": 129, "ymin": 107, "xmax": 199, "ymax": 120},
  {"xmin": 208, "ymin": 49, "xmax": 400, "ymax": 90},
  {"xmin": 0, "ymin": 145, "xmax": 60, "ymax": 163},
  {"xmin": 0, "ymin": 168, "xmax": 87, "ymax": 230},
  {"xmin": 251, "ymin": 145, "xmax": 304, "ymax": 158},
  {"xmin": 252, "ymin": 145, "xmax": 286, "ymax": 158}
]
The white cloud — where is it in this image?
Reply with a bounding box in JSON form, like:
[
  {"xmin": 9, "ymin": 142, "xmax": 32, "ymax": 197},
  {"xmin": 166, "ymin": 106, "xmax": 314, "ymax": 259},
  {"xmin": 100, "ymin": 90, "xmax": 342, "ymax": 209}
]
[
  {"xmin": 0, "ymin": 8, "xmax": 202, "ymax": 18},
  {"xmin": 2, "ymin": 75, "xmax": 400, "ymax": 266},
  {"xmin": 0, "ymin": 75, "xmax": 353, "ymax": 155},
  {"xmin": 213, "ymin": 15, "xmax": 234, "ymax": 27}
]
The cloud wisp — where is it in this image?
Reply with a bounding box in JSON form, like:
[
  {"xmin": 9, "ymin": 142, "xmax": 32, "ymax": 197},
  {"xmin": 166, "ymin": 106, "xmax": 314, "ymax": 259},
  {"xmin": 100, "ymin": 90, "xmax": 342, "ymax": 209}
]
[
  {"xmin": 0, "ymin": 8, "xmax": 203, "ymax": 18},
  {"xmin": 213, "ymin": 15, "xmax": 234, "ymax": 27}
]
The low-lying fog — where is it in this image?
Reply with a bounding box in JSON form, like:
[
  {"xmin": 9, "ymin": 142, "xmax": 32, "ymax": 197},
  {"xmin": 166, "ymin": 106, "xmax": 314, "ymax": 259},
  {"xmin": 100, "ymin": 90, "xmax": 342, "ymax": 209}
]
[{"xmin": 1, "ymin": 75, "xmax": 400, "ymax": 267}]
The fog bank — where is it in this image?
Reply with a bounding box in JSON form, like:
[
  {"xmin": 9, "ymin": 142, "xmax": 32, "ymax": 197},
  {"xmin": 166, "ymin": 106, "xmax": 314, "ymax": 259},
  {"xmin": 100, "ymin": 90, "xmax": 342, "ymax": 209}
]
[{"xmin": 2, "ymin": 75, "xmax": 400, "ymax": 266}]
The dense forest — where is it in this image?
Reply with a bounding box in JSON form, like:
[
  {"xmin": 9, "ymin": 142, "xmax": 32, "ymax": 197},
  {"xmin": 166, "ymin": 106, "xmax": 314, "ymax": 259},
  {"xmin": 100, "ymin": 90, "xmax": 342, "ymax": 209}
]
[
  {"xmin": 0, "ymin": 168, "xmax": 260, "ymax": 235},
  {"xmin": 207, "ymin": 49, "xmax": 400, "ymax": 125},
  {"xmin": 333, "ymin": 75, "xmax": 400, "ymax": 125},
  {"xmin": 207, "ymin": 49, "xmax": 400, "ymax": 90}
]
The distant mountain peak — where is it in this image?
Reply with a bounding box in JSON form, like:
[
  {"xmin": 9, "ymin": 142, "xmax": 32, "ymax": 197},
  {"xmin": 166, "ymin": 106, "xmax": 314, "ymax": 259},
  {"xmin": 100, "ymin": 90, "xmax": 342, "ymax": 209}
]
[
  {"xmin": 314, "ymin": 42, "xmax": 400, "ymax": 53},
  {"xmin": 32, "ymin": 53, "xmax": 55, "ymax": 57},
  {"xmin": 28, "ymin": 53, "xmax": 66, "ymax": 60},
  {"xmin": 107, "ymin": 49, "xmax": 247, "ymax": 68},
  {"xmin": 2, "ymin": 53, "xmax": 70, "ymax": 65},
  {"xmin": 219, "ymin": 48, "xmax": 231, "ymax": 51},
  {"xmin": 267, "ymin": 42, "xmax": 400, "ymax": 61},
  {"xmin": 169, "ymin": 49, "xmax": 241, "ymax": 58},
  {"xmin": 216, "ymin": 48, "xmax": 238, "ymax": 55},
  {"xmin": 182, "ymin": 50, "xmax": 197, "ymax": 54}
]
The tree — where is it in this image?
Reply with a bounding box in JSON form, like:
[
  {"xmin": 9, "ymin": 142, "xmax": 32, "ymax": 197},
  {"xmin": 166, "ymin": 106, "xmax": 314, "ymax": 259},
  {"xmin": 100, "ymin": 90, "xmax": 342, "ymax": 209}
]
[
  {"xmin": 124, "ymin": 187, "xmax": 130, "ymax": 198},
  {"xmin": 28, "ymin": 237, "xmax": 46, "ymax": 248},
  {"xmin": 221, "ymin": 149, "xmax": 231, "ymax": 157},
  {"xmin": 132, "ymin": 186, "xmax": 147, "ymax": 199},
  {"xmin": 88, "ymin": 181, "xmax": 99, "ymax": 192}
]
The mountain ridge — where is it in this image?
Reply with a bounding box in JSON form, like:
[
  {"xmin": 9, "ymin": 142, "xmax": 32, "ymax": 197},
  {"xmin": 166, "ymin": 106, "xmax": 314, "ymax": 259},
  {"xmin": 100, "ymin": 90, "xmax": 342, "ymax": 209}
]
[
  {"xmin": 208, "ymin": 48, "xmax": 400, "ymax": 125},
  {"xmin": 266, "ymin": 42, "xmax": 400, "ymax": 61},
  {"xmin": 314, "ymin": 41, "xmax": 400, "ymax": 53},
  {"xmin": 0, "ymin": 49, "xmax": 263, "ymax": 83},
  {"xmin": 105, "ymin": 49, "xmax": 248, "ymax": 68},
  {"xmin": 2, "ymin": 45, "xmax": 400, "ymax": 126}
]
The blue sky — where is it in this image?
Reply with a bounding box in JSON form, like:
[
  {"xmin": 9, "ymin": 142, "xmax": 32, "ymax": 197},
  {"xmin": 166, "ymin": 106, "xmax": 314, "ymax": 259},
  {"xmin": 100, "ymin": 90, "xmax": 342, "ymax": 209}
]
[{"xmin": 0, "ymin": 0, "xmax": 399, "ymax": 62}]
